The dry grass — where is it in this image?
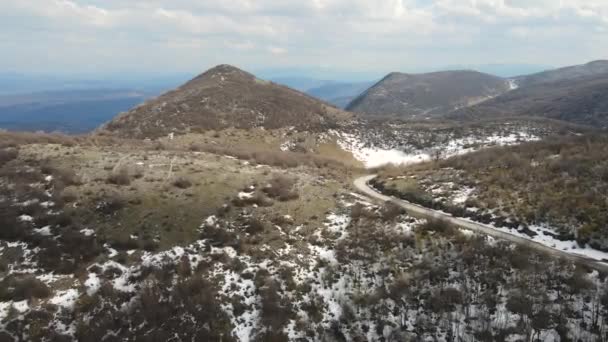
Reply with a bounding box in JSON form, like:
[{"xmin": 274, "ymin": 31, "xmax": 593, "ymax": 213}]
[
  {"xmin": 106, "ymin": 167, "xmax": 132, "ymax": 186},
  {"xmin": 0, "ymin": 131, "xmax": 78, "ymax": 148},
  {"xmin": 0, "ymin": 148, "xmax": 18, "ymax": 166},
  {"xmin": 263, "ymin": 174, "xmax": 299, "ymax": 201}
]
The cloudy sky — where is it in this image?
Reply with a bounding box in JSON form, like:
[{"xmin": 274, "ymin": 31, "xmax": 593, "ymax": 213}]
[{"xmin": 1, "ymin": 0, "xmax": 607, "ymax": 77}]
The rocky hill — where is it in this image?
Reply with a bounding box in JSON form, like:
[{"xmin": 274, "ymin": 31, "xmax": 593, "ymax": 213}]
[
  {"xmin": 514, "ymin": 60, "xmax": 608, "ymax": 87},
  {"xmin": 100, "ymin": 65, "xmax": 351, "ymax": 138},
  {"xmin": 346, "ymin": 70, "xmax": 511, "ymax": 119},
  {"xmin": 452, "ymin": 73, "xmax": 608, "ymax": 128}
]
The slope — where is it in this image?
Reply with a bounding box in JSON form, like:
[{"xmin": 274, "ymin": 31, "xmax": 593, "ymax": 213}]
[
  {"xmin": 100, "ymin": 65, "xmax": 350, "ymax": 139},
  {"xmin": 346, "ymin": 70, "xmax": 511, "ymax": 119},
  {"xmin": 452, "ymin": 73, "xmax": 608, "ymax": 128},
  {"xmin": 514, "ymin": 60, "xmax": 608, "ymax": 87}
]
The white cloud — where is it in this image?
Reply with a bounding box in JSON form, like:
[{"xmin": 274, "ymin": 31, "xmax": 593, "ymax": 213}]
[
  {"xmin": 268, "ymin": 46, "xmax": 288, "ymax": 55},
  {"xmin": 0, "ymin": 0, "xmax": 606, "ymax": 74}
]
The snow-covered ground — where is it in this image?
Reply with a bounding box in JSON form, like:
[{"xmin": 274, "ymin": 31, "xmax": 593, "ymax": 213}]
[
  {"xmin": 333, "ymin": 130, "xmax": 540, "ymax": 168},
  {"xmin": 473, "ymin": 220, "xmax": 608, "ymax": 262}
]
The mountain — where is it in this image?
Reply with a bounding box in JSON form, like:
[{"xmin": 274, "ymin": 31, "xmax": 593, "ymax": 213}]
[
  {"xmin": 0, "ymin": 72, "xmax": 187, "ymax": 96},
  {"xmin": 0, "ymin": 89, "xmax": 148, "ymax": 133},
  {"xmin": 100, "ymin": 65, "xmax": 351, "ymax": 138},
  {"xmin": 346, "ymin": 70, "xmax": 511, "ymax": 119},
  {"xmin": 441, "ymin": 64, "xmax": 552, "ymax": 78},
  {"xmin": 306, "ymin": 81, "xmax": 375, "ymax": 108},
  {"xmin": 269, "ymin": 77, "xmax": 334, "ymax": 92},
  {"xmin": 452, "ymin": 73, "xmax": 608, "ymax": 128},
  {"xmin": 513, "ymin": 60, "xmax": 608, "ymax": 87}
]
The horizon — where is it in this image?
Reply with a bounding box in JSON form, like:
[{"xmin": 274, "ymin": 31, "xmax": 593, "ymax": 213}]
[{"xmin": 2, "ymin": 1, "xmax": 607, "ymax": 78}]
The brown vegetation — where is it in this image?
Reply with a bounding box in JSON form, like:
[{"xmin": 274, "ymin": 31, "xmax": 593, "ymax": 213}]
[
  {"xmin": 100, "ymin": 64, "xmax": 351, "ymax": 139},
  {"xmin": 0, "ymin": 276, "xmax": 51, "ymax": 301},
  {"xmin": 378, "ymin": 133, "xmax": 608, "ymax": 249},
  {"xmin": 263, "ymin": 174, "xmax": 299, "ymax": 201},
  {"xmin": 172, "ymin": 177, "xmax": 192, "ymax": 189},
  {"xmin": 106, "ymin": 167, "xmax": 131, "ymax": 186}
]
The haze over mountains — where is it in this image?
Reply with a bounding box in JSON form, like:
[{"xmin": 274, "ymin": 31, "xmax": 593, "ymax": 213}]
[
  {"xmin": 0, "ymin": 73, "xmax": 189, "ymax": 133},
  {"xmin": 2, "ymin": 60, "xmax": 608, "ymax": 134},
  {"xmin": 0, "ymin": 89, "xmax": 149, "ymax": 133}
]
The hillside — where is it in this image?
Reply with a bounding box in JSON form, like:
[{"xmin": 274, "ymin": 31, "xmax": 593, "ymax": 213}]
[
  {"xmin": 376, "ymin": 133, "xmax": 608, "ymax": 252},
  {"xmin": 1, "ymin": 131, "xmax": 608, "ymax": 340},
  {"xmin": 100, "ymin": 65, "xmax": 351, "ymax": 139},
  {"xmin": 514, "ymin": 60, "xmax": 608, "ymax": 87},
  {"xmin": 452, "ymin": 73, "xmax": 608, "ymax": 128},
  {"xmin": 346, "ymin": 70, "xmax": 511, "ymax": 119}
]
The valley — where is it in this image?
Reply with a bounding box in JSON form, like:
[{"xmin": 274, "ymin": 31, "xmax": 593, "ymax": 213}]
[{"xmin": 1, "ymin": 61, "xmax": 608, "ymax": 341}]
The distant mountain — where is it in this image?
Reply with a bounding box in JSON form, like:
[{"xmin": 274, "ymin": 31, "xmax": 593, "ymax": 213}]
[
  {"xmin": 0, "ymin": 72, "xmax": 189, "ymax": 95},
  {"xmin": 441, "ymin": 64, "xmax": 551, "ymax": 78},
  {"xmin": 513, "ymin": 60, "xmax": 608, "ymax": 88},
  {"xmin": 0, "ymin": 89, "xmax": 148, "ymax": 133},
  {"xmin": 346, "ymin": 70, "xmax": 511, "ymax": 119},
  {"xmin": 306, "ymin": 81, "xmax": 375, "ymax": 108},
  {"xmin": 452, "ymin": 73, "xmax": 608, "ymax": 128},
  {"xmin": 269, "ymin": 77, "xmax": 335, "ymax": 92},
  {"xmin": 100, "ymin": 65, "xmax": 351, "ymax": 138}
]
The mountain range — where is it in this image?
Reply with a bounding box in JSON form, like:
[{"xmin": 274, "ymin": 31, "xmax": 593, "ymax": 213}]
[
  {"xmin": 2, "ymin": 60, "xmax": 608, "ymax": 134},
  {"xmin": 346, "ymin": 70, "xmax": 511, "ymax": 118},
  {"xmin": 346, "ymin": 59, "xmax": 608, "ymax": 127}
]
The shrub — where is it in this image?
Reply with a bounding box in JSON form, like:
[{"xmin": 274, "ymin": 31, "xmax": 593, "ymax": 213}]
[
  {"xmin": 172, "ymin": 177, "xmax": 192, "ymax": 189},
  {"xmin": 60, "ymin": 188, "xmax": 78, "ymax": 203},
  {"xmin": 96, "ymin": 193, "xmax": 126, "ymax": 215},
  {"xmin": 0, "ymin": 148, "xmax": 18, "ymax": 166},
  {"xmin": 381, "ymin": 202, "xmax": 405, "ymax": 221},
  {"xmin": 202, "ymin": 225, "xmax": 240, "ymax": 249},
  {"xmin": 232, "ymin": 193, "xmax": 273, "ymax": 207},
  {"xmin": 263, "ymin": 174, "xmax": 299, "ymax": 201},
  {"xmin": 54, "ymin": 167, "xmax": 82, "ymax": 186},
  {"xmin": 0, "ymin": 276, "xmax": 51, "ymax": 301},
  {"xmin": 245, "ymin": 218, "xmax": 266, "ymax": 234},
  {"xmin": 419, "ymin": 219, "xmax": 456, "ymax": 235},
  {"xmin": 108, "ymin": 235, "xmax": 139, "ymax": 251},
  {"xmin": 106, "ymin": 167, "xmax": 131, "ymax": 186},
  {"xmin": 0, "ymin": 204, "xmax": 26, "ymax": 241}
]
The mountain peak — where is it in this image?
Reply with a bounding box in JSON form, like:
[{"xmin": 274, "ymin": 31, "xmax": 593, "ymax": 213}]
[
  {"xmin": 100, "ymin": 65, "xmax": 350, "ymax": 138},
  {"xmin": 203, "ymin": 64, "xmax": 249, "ymax": 76},
  {"xmin": 183, "ymin": 64, "xmax": 254, "ymax": 87},
  {"xmin": 586, "ymin": 60, "xmax": 608, "ymax": 66}
]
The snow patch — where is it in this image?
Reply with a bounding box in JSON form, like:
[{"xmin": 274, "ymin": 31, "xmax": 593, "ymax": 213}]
[
  {"xmin": 84, "ymin": 273, "xmax": 101, "ymax": 296},
  {"xmin": 80, "ymin": 228, "xmax": 95, "ymax": 236},
  {"xmin": 50, "ymin": 289, "xmax": 79, "ymax": 309}
]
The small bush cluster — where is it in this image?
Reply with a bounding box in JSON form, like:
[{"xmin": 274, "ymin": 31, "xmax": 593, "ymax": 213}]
[
  {"xmin": 199, "ymin": 144, "xmax": 350, "ymax": 170},
  {"xmin": 0, "ymin": 131, "xmax": 77, "ymax": 148},
  {"xmin": 0, "ymin": 148, "xmax": 18, "ymax": 166},
  {"xmin": 106, "ymin": 167, "xmax": 131, "ymax": 186},
  {"xmin": 172, "ymin": 177, "xmax": 192, "ymax": 189},
  {"xmin": 0, "ymin": 276, "xmax": 51, "ymax": 301},
  {"xmin": 263, "ymin": 174, "xmax": 299, "ymax": 201}
]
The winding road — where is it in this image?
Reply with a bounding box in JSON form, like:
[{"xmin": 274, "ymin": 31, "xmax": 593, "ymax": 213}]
[{"xmin": 354, "ymin": 174, "xmax": 608, "ymax": 272}]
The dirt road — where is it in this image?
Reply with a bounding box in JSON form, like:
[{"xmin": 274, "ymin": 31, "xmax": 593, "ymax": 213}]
[{"xmin": 355, "ymin": 174, "xmax": 608, "ymax": 272}]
